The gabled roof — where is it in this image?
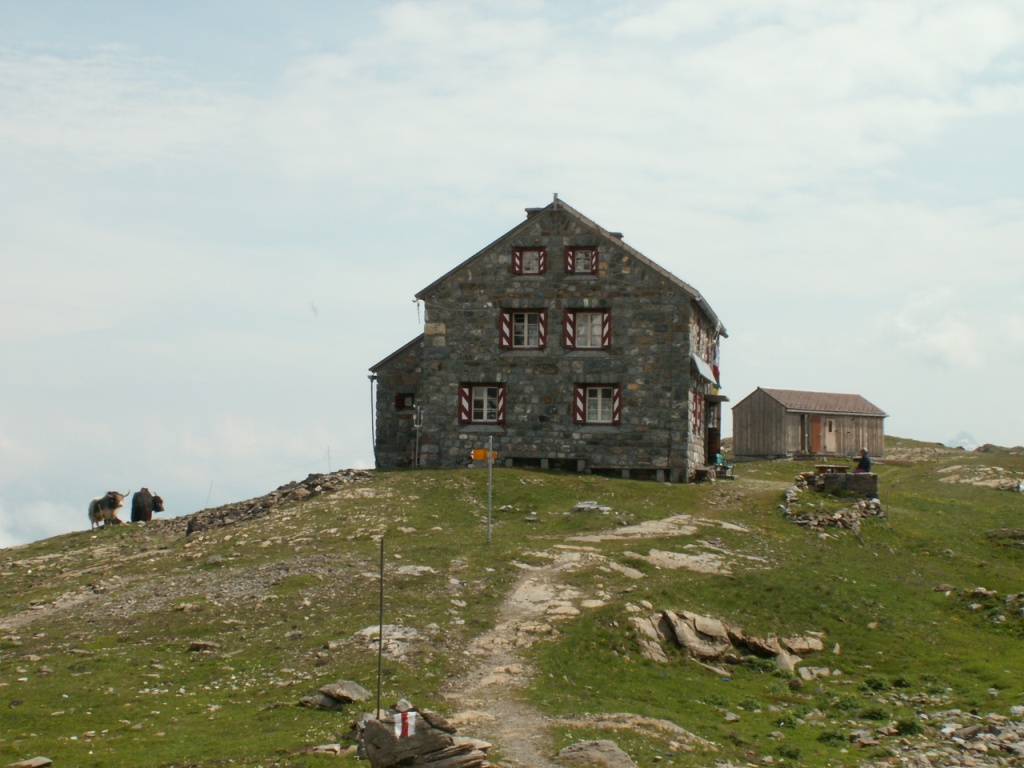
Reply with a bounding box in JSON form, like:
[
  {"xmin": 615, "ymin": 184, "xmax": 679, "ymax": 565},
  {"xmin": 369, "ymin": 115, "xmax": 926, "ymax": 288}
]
[
  {"xmin": 414, "ymin": 196, "xmax": 727, "ymax": 337},
  {"xmin": 369, "ymin": 334, "xmax": 423, "ymax": 373},
  {"xmin": 758, "ymin": 388, "xmax": 886, "ymax": 417}
]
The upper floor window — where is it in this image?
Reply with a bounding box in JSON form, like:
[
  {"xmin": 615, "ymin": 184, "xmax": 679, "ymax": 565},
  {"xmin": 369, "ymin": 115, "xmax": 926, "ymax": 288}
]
[
  {"xmin": 500, "ymin": 309, "xmax": 547, "ymax": 349},
  {"xmin": 459, "ymin": 384, "xmax": 506, "ymax": 424},
  {"xmin": 573, "ymin": 384, "xmax": 621, "ymax": 425},
  {"xmin": 394, "ymin": 393, "xmax": 416, "ymax": 411},
  {"xmin": 565, "ymin": 247, "xmax": 598, "ymax": 275},
  {"xmin": 511, "ymin": 248, "xmax": 547, "ymax": 275},
  {"xmin": 563, "ymin": 310, "xmax": 610, "ymax": 349}
]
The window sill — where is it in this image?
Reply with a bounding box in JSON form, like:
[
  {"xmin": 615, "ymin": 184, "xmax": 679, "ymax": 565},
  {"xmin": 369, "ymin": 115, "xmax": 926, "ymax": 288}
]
[{"xmin": 459, "ymin": 424, "xmax": 507, "ymax": 434}]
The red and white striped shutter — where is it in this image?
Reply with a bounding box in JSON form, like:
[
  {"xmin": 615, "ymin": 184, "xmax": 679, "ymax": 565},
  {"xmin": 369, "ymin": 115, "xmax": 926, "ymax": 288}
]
[
  {"xmin": 458, "ymin": 385, "xmax": 472, "ymax": 423},
  {"xmin": 511, "ymin": 249, "xmax": 523, "ymax": 274},
  {"xmin": 496, "ymin": 386, "xmax": 507, "ymax": 424},
  {"xmin": 573, "ymin": 385, "xmax": 586, "ymax": 423},
  {"xmin": 537, "ymin": 249, "xmax": 547, "ymax": 274},
  {"xmin": 589, "ymin": 249, "xmax": 599, "ymax": 273},
  {"xmin": 601, "ymin": 311, "xmax": 612, "ymax": 349},
  {"xmin": 498, "ymin": 311, "xmax": 512, "ymax": 349},
  {"xmin": 538, "ymin": 311, "xmax": 547, "ymax": 349},
  {"xmin": 564, "ymin": 248, "xmax": 575, "ymax": 274},
  {"xmin": 563, "ymin": 310, "xmax": 576, "ymax": 348},
  {"xmin": 612, "ymin": 386, "xmax": 622, "ymax": 425}
]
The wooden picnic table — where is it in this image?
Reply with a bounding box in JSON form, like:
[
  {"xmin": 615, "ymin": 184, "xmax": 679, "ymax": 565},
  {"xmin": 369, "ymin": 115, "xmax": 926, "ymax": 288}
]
[{"xmin": 815, "ymin": 464, "xmax": 848, "ymax": 475}]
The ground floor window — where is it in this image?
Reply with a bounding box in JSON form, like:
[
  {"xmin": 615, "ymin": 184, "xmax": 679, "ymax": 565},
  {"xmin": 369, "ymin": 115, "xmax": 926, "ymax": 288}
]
[
  {"xmin": 458, "ymin": 384, "xmax": 506, "ymax": 424},
  {"xmin": 573, "ymin": 384, "xmax": 621, "ymax": 424}
]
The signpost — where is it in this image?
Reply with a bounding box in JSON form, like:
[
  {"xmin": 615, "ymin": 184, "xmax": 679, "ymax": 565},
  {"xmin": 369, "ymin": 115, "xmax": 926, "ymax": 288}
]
[{"xmin": 471, "ymin": 438, "xmax": 497, "ymax": 544}]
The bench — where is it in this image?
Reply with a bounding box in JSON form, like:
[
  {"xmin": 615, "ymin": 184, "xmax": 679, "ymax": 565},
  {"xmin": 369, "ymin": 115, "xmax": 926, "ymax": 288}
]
[{"xmin": 695, "ymin": 464, "xmax": 734, "ymax": 482}]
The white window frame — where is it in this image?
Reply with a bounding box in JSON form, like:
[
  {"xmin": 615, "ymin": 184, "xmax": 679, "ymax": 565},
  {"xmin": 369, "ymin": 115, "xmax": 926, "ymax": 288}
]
[
  {"xmin": 587, "ymin": 386, "xmax": 617, "ymax": 423},
  {"xmin": 575, "ymin": 312, "xmax": 605, "ymax": 349},
  {"xmin": 512, "ymin": 311, "xmax": 542, "ymax": 348},
  {"xmin": 573, "ymin": 384, "xmax": 621, "ymax": 425}
]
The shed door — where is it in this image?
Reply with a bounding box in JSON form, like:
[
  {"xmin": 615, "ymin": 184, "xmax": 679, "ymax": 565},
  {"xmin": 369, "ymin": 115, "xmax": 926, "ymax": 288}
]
[
  {"xmin": 810, "ymin": 415, "xmax": 822, "ymax": 453},
  {"xmin": 824, "ymin": 419, "xmax": 837, "ymax": 453}
]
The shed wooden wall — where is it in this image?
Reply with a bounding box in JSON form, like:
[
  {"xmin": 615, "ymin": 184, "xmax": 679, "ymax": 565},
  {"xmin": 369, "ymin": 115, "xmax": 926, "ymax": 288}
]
[{"xmin": 732, "ymin": 389, "xmax": 788, "ymax": 456}]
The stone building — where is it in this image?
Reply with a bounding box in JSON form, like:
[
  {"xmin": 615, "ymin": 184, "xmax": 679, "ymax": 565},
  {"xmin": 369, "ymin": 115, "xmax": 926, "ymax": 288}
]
[
  {"xmin": 369, "ymin": 196, "xmax": 728, "ymax": 482},
  {"xmin": 732, "ymin": 387, "xmax": 886, "ymax": 459}
]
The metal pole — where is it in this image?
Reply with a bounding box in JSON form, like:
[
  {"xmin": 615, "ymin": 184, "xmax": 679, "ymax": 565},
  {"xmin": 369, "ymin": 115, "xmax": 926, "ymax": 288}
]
[
  {"xmin": 487, "ymin": 436, "xmax": 493, "ymax": 545},
  {"xmin": 376, "ymin": 536, "xmax": 384, "ymax": 718}
]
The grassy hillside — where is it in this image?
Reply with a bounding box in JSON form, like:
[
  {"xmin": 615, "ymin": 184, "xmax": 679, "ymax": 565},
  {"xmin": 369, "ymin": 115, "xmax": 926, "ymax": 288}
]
[{"xmin": 1, "ymin": 437, "xmax": 1022, "ymax": 767}]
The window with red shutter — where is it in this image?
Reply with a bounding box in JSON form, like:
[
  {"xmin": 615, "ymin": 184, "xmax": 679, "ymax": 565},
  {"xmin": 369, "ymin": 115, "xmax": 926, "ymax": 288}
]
[
  {"xmin": 460, "ymin": 384, "xmax": 506, "ymax": 424},
  {"xmin": 564, "ymin": 310, "xmax": 611, "ymax": 350},
  {"xmin": 564, "ymin": 247, "xmax": 598, "ymax": 274},
  {"xmin": 574, "ymin": 384, "xmax": 622, "ymax": 425},
  {"xmin": 501, "ymin": 310, "xmax": 546, "ymax": 349},
  {"xmin": 511, "ymin": 248, "xmax": 546, "ymax": 275}
]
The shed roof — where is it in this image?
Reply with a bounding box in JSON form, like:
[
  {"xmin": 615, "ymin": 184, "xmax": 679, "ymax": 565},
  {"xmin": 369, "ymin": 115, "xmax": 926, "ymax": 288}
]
[
  {"xmin": 414, "ymin": 195, "xmax": 727, "ymax": 337},
  {"xmin": 759, "ymin": 388, "xmax": 886, "ymax": 417}
]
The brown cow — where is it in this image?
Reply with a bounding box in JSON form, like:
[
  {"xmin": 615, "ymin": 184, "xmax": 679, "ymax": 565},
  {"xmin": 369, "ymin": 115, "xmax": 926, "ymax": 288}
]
[{"xmin": 88, "ymin": 490, "xmax": 130, "ymax": 529}]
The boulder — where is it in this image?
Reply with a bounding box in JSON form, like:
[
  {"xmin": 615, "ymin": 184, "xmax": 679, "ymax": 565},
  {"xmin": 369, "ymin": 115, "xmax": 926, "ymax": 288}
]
[
  {"xmin": 663, "ymin": 611, "xmax": 731, "ymax": 660},
  {"xmin": 320, "ymin": 680, "xmax": 372, "ymax": 703},
  {"xmin": 559, "ymin": 739, "xmax": 638, "ymax": 768},
  {"xmin": 782, "ymin": 635, "xmax": 824, "ymax": 654}
]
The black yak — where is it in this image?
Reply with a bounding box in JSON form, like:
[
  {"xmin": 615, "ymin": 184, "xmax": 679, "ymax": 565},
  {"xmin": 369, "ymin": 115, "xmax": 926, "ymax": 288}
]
[{"xmin": 131, "ymin": 488, "xmax": 165, "ymax": 523}]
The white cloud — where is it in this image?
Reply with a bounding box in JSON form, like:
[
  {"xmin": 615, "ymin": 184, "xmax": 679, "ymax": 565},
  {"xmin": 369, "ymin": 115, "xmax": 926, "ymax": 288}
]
[
  {"xmin": 2, "ymin": 0, "xmax": 1024, "ymax": 547},
  {"xmin": 0, "ymin": 47, "xmax": 248, "ymax": 167}
]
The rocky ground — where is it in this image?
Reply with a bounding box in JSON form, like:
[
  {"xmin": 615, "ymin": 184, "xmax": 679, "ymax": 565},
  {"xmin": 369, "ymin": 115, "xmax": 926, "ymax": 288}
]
[{"xmin": 5, "ymin": 459, "xmax": 1024, "ymax": 767}]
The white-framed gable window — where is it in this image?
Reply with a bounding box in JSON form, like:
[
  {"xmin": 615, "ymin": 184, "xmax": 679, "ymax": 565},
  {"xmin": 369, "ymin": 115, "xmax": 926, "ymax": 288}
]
[
  {"xmin": 511, "ymin": 248, "xmax": 547, "ymax": 275},
  {"xmin": 499, "ymin": 309, "xmax": 547, "ymax": 349},
  {"xmin": 563, "ymin": 310, "xmax": 610, "ymax": 350},
  {"xmin": 573, "ymin": 384, "xmax": 622, "ymax": 425},
  {"xmin": 458, "ymin": 384, "xmax": 506, "ymax": 424},
  {"xmin": 564, "ymin": 247, "xmax": 598, "ymax": 274}
]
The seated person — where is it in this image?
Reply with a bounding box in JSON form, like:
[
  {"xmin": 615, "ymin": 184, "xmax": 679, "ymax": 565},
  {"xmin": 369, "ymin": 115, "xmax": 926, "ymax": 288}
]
[
  {"xmin": 714, "ymin": 452, "xmax": 733, "ymax": 477},
  {"xmin": 853, "ymin": 448, "xmax": 871, "ymax": 473}
]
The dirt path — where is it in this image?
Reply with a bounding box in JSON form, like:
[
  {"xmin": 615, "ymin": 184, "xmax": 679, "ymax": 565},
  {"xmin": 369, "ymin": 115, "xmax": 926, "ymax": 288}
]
[
  {"xmin": 441, "ymin": 511, "xmax": 750, "ymax": 766},
  {"xmin": 443, "ymin": 549, "xmax": 599, "ymax": 767}
]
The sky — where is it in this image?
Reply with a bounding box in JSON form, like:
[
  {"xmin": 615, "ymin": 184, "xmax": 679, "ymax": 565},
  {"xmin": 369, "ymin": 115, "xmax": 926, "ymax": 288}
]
[{"xmin": 2, "ymin": 0, "xmax": 1023, "ymax": 548}]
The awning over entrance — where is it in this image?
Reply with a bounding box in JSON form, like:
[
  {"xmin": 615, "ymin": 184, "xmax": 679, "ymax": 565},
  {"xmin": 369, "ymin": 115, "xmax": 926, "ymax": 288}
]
[{"xmin": 691, "ymin": 354, "xmax": 717, "ymax": 384}]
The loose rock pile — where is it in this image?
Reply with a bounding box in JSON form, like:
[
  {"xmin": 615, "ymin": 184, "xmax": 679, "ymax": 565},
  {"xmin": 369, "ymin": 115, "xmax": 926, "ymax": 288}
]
[
  {"xmin": 148, "ymin": 469, "xmax": 372, "ymax": 536},
  {"xmin": 860, "ymin": 708, "xmax": 1024, "ymax": 767},
  {"xmin": 781, "ymin": 480, "xmax": 884, "ymax": 534},
  {"xmin": 356, "ymin": 699, "xmax": 491, "ymax": 767}
]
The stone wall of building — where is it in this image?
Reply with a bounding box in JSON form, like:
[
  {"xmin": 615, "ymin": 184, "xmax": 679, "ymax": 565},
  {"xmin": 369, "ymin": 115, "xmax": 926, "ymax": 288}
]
[
  {"xmin": 372, "ymin": 340, "xmax": 423, "ymax": 469},
  {"xmin": 410, "ymin": 209, "xmax": 705, "ymax": 481}
]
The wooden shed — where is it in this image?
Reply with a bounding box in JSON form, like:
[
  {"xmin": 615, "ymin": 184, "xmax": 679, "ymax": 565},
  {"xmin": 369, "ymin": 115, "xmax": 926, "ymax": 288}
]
[{"xmin": 732, "ymin": 388, "xmax": 886, "ymax": 458}]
